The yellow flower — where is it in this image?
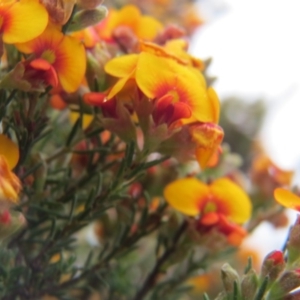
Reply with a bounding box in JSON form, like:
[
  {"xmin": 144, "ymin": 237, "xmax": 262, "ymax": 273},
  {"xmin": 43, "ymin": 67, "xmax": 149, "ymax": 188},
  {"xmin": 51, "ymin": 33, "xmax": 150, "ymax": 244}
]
[
  {"xmin": 164, "ymin": 177, "xmax": 251, "ymax": 246},
  {"xmin": 164, "ymin": 177, "xmax": 251, "ymax": 222},
  {"xmin": 0, "ymin": 0, "xmax": 48, "ymax": 44},
  {"xmin": 97, "ymin": 4, "xmax": 163, "ymax": 41},
  {"xmin": 105, "ymin": 51, "xmax": 218, "ymax": 125},
  {"xmin": 0, "ymin": 134, "xmax": 21, "ymax": 203},
  {"xmin": 15, "ymin": 25, "xmax": 86, "ymax": 92}
]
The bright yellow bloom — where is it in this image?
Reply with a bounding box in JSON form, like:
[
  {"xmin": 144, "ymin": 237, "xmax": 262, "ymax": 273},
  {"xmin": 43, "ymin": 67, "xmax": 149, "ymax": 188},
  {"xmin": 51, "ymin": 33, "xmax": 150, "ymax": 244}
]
[
  {"xmin": 274, "ymin": 188, "xmax": 300, "ymax": 211},
  {"xmin": 0, "ymin": 134, "xmax": 21, "ymax": 203},
  {"xmin": 164, "ymin": 177, "xmax": 251, "ymax": 245},
  {"xmin": 105, "ymin": 51, "xmax": 218, "ymax": 125},
  {"xmin": 15, "ymin": 25, "xmax": 86, "ymax": 92},
  {"xmin": 0, "ymin": 0, "xmax": 48, "ymax": 44},
  {"xmin": 164, "ymin": 177, "xmax": 252, "ymax": 223},
  {"xmin": 97, "ymin": 4, "xmax": 163, "ymax": 41}
]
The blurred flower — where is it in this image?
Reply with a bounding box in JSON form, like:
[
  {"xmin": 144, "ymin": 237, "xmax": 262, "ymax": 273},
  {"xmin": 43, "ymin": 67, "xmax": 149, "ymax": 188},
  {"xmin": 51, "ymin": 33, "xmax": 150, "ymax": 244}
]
[
  {"xmin": 97, "ymin": 4, "xmax": 163, "ymax": 42},
  {"xmin": 0, "ymin": 0, "xmax": 48, "ymax": 44},
  {"xmin": 164, "ymin": 177, "xmax": 252, "ymax": 245},
  {"xmin": 0, "ymin": 134, "xmax": 21, "ymax": 203},
  {"xmin": 186, "ymin": 273, "xmax": 212, "ymax": 294},
  {"xmin": 251, "ymin": 153, "xmax": 294, "ymax": 197},
  {"xmin": 15, "ymin": 25, "xmax": 86, "ymax": 92}
]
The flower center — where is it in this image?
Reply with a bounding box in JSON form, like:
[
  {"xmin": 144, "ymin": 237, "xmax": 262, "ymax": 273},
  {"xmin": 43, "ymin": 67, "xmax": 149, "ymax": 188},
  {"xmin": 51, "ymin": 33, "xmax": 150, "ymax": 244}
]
[
  {"xmin": 203, "ymin": 201, "xmax": 217, "ymax": 214},
  {"xmin": 40, "ymin": 49, "xmax": 56, "ymax": 64}
]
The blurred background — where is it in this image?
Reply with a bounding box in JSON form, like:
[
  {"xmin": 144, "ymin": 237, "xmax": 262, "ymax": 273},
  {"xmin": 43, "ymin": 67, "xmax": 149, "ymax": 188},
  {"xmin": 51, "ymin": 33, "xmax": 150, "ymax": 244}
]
[{"xmin": 191, "ymin": 0, "xmax": 300, "ymax": 257}]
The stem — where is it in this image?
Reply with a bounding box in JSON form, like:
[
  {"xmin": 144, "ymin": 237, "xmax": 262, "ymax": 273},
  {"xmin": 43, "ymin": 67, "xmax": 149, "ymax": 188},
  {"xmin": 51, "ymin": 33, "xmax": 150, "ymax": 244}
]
[{"xmin": 133, "ymin": 220, "xmax": 188, "ymax": 300}]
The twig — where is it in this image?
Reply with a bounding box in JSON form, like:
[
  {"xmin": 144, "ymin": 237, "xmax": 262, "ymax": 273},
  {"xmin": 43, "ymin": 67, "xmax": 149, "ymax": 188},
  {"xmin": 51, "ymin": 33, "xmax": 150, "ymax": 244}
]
[{"xmin": 132, "ymin": 220, "xmax": 188, "ymax": 300}]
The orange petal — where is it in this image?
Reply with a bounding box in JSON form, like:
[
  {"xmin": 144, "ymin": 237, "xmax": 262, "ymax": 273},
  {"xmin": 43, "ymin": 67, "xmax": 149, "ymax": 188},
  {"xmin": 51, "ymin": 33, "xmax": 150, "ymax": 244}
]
[
  {"xmin": 50, "ymin": 94, "xmax": 67, "ymax": 110},
  {"xmin": 210, "ymin": 178, "xmax": 252, "ymax": 223},
  {"xmin": 1, "ymin": 0, "xmax": 48, "ymax": 44},
  {"xmin": 164, "ymin": 178, "xmax": 209, "ymax": 216},
  {"xmin": 274, "ymin": 188, "xmax": 300, "ymax": 211},
  {"xmin": 83, "ymin": 92, "xmax": 106, "ymax": 106},
  {"xmin": 0, "ymin": 134, "xmax": 19, "ymax": 169}
]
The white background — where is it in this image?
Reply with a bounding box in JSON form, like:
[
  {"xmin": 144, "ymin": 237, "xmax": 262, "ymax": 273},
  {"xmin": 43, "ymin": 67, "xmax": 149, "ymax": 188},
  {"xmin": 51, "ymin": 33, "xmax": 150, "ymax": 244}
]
[{"xmin": 191, "ymin": 0, "xmax": 300, "ymax": 258}]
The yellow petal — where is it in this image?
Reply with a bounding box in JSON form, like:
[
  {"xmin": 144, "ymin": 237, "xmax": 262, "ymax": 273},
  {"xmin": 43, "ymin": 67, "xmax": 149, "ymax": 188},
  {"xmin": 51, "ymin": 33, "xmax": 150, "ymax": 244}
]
[
  {"xmin": 2, "ymin": 0, "xmax": 48, "ymax": 44},
  {"xmin": 136, "ymin": 15, "xmax": 163, "ymax": 40},
  {"xmin": 69, "ymin": 112, "xmax": 94, "ymax": 130},
  {"xmin": 164, "ymin": 178, "xmax": 209, "ymax": 216},
  {"xmin": 104, "ymin": 54, "xmax": 138, "ymax": 78},
  {"xmin": 210, "ymin": 178, "xmax": 252, "ymax": 223},
  {"xmin": 274, "ymin": 188, "xmax": 300, "ymax": 211},
  {"xmin": 207, "ymin": 87, "xmax": 220, "ymax": 123},
  {"xmin": 0, "ymin": 134, "xmax": 19, "ymax": 169},
  {"xmin": 55, "ymin": 35, "xmax": 86, "ymax": 92}
]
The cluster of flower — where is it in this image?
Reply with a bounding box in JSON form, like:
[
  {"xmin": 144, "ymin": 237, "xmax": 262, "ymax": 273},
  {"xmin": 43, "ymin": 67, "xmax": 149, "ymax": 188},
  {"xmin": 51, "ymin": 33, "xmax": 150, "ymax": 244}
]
[{"xmin": 1, "ymin": 1, "xmax": 300, "ymax": 299}]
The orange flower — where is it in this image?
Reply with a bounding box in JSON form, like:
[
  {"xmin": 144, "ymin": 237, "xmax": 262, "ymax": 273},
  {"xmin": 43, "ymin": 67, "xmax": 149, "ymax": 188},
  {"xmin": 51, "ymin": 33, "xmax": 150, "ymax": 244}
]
[
  {"xmin": 0, "ymin": 134, "xmax": 21, "ymax": 203},
  {"xmin": 15, "ymin": 25, "xmax": 86, "ymax": 92},
  {"xmin": 251, "ymin": 152, "xmax": 294, "ymax": 197},
  {"xmin": 164, "ymin": 177, "xmax": 251, "ymax": 244},
  {"xmin": 0, "ymin": 0, "xmax": 48, "ymax": 44},
  {"xmin": 274, "ymin": 188, "xmax": 300, "ymax": 211},
  {"xmin": 97, "ymin": 4, "xmax": 163, "ymax": 42}
]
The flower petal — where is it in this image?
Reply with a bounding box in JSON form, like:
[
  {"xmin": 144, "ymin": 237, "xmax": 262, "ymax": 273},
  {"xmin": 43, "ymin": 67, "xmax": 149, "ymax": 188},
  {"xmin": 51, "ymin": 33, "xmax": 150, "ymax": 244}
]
[
  {"xmin": 274, "ymin": 188, "xmax": 300, "ymax": 211},
  {"xmin": 0, "ymin": 134, "xmax": 19, "ymax": 169},
  {"xmin": 105, "ymin": 54, "xmax": 138, "ymax": 78},
  {"xmin": 54, "ymin": 35, "xmax": 86, "ymax": 92},
  {"xmin": 190, "ymin": 123, "xmax": 224, "ymax": 169},
  {"xmin": 1, "ymin": 0, "xmax": 48, "ymax": 44},
  {"xmin": 164, "ymin": 178, "xmax": 209, "ymax": 216},
  {"xmin": 136, "ymin": 15, "xmax": 163, "ymax": 40},
  {"xmin": 210, "ymin": 178, "xmax": 252, "ymax": 223}
]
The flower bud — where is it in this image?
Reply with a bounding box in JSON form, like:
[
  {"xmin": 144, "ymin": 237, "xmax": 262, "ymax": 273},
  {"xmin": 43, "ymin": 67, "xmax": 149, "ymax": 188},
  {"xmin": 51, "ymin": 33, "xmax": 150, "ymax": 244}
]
[
  {"xmin": 261, "ymin": 250, "xmax": 285, "ymax": 282},
  {"xmin": 68, "ymin": 7, "xmax": 108, "ymax": 32},
  {"xmin": 221, "ymin": 263, "xmax": 240, "ymax": 295},
  {"xmin": 241, "ymin": 269, "xmax": 258, "ymax": 300},
  {"xmin": 0, "ymin": 210, "xmax": 26, "ymax": 240},
  {"xmin": 287, "ymin": 215, "xmax": 300, "ymax": 264},
  {"xmin": 268, "ymin": 270, "xmax": 300, "ymax": 299}
]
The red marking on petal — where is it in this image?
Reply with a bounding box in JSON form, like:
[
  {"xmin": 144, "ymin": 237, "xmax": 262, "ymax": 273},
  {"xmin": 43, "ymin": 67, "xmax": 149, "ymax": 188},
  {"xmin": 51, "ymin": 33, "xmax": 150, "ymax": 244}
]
[
  {"xmin": 200, "ymin": 212, "xmax": 219, "ymax": 225},
  {"xmin": 170, "ymin": 102, "xmax": 192, "ymax": 124},
  {"xmin": 30, "ymin": 58, "xmax": 52, "ymax": 70},
  {"xmin": 83, "ymin": 92, "xmax": 107, "ymax": 107},
  {"xmin": 45, "ymin": 65, "xmax": 58, "ymax": 88}
]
